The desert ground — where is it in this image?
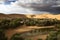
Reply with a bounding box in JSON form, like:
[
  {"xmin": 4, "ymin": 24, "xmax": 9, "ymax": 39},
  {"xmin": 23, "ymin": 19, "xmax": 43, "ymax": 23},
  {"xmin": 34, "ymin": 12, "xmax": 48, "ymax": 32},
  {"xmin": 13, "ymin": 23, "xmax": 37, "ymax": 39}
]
[
  {"xmin": 0, "ymin": 13, "xmax": 60, "ymax": 19},
  {"xmin": 0, "ymin": 13, "xmax": 60, "ymax": 40}
]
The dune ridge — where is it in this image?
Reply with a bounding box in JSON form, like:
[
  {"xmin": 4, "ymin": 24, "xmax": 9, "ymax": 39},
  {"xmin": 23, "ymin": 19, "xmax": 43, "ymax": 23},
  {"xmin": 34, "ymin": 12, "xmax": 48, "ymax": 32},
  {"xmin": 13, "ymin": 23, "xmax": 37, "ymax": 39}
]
[{"xmin": 0, "ymin": 13, "xmax": 60, "ymax": 20}]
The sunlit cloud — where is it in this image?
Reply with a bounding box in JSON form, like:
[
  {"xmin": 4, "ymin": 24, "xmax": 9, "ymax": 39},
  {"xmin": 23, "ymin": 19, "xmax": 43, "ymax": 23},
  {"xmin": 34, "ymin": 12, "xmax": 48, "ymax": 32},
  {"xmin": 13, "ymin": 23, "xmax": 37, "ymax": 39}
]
[
  {"xmin": 0, "ymin": 0, "xmax": 60, "ymax": 14},
  {"xmin": 0, "ymin": 0, "xmax": 44, "ymax": 14}
]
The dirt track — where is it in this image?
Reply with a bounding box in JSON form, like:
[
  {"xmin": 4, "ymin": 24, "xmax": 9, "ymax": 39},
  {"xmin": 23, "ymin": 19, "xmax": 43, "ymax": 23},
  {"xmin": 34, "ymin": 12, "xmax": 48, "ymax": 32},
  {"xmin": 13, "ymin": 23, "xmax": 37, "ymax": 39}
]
[{"xmin": 5, "ymin": 26, "xmax": 54, "ymax": 40}]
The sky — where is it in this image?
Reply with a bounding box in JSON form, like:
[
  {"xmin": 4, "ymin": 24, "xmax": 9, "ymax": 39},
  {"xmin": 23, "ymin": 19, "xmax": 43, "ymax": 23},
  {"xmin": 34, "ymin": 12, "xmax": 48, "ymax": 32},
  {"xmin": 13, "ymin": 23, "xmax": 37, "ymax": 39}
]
[
  {"xmin": 0, "ymin": 0, "xmax": 60, "ymax": 14},
  {"xmin": 4, "ymin": 0, "xmax": 17, "ymax": 4},
  {"xmin": 0, "ymin": 0, "xmax": 48, "ymax": 14}
]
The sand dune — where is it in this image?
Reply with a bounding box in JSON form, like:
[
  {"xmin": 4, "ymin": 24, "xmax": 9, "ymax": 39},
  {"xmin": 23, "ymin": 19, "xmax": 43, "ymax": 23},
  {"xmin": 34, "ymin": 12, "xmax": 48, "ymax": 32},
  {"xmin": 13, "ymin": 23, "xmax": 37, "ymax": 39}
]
[
  {"xmin": 26, "ymin": 13, "xmax": 60, "ymax": 20},
  {"xmin": 0, "ymin": 13, "xmax": 60, "ymax": 20}
]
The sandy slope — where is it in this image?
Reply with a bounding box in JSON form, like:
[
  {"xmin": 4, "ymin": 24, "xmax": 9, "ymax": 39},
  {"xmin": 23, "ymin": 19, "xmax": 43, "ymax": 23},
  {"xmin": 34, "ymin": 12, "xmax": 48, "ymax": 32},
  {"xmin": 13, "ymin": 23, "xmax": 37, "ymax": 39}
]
[
  {"xmin": 25, "ymin": 13, "xmax": 60, "ymax": 20},
  {"xmin": 0, "ymin": 13, "xmax": 60, "ymax": 20}
]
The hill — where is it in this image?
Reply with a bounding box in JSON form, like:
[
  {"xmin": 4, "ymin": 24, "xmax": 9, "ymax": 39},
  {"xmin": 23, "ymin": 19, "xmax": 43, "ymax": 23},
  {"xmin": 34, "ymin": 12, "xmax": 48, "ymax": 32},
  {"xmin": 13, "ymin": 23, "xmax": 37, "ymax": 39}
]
[{"xmin": 0, "ymin": 13, "xmax": 60, "ymax": 20}]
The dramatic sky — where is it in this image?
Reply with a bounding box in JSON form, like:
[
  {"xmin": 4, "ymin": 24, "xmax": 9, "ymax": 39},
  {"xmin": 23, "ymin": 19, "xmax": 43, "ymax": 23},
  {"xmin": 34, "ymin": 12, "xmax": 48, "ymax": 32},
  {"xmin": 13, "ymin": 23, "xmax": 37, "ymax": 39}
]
[
  {"xmin": 0, "ymin": 0, "xmax": 60, "ymax": 14},
  {"xmin": 0, "ymin": 0, "xmax": 46, "ymax": 14}
]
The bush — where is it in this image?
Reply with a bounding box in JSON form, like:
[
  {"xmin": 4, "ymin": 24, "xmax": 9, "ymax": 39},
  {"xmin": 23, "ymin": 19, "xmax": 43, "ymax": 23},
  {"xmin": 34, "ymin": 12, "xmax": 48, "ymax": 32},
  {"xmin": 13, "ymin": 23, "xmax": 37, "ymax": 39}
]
[
  {"xmin": 55, "ymin": 24, "xmax": 60, "ymax": 29},
  {"xmin": 0, "ymin": 30, "xmax": 7, "ymax": 40},
  {"xmin": 46, "ymin": 31, "xmax": 57, "ymax": 40},
  {"xmin": 10, "ymin": 33, "xmax": 24, "ymax": 40},
  {"xmin": 25, "ymin": 20, "xmax": 36, "ymax": 26},
  {"xmin": 0, "ymin": 18, "xmax": 60, "ymax": 29}
]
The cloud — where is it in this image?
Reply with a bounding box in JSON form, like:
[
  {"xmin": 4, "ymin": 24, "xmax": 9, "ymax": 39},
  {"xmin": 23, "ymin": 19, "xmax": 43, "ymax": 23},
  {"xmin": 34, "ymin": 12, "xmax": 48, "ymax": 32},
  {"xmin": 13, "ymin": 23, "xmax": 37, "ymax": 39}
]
[
  {"xmin": 0, "ymin": 1, "xmax": 31, "ymax": 14},
  {"xmin": 0, "ymin": 0, "xmax": 59, "ymax": 14},
  {"xmin": 10, "ymin": 1, "xmax": 18, "ymax": 6}
]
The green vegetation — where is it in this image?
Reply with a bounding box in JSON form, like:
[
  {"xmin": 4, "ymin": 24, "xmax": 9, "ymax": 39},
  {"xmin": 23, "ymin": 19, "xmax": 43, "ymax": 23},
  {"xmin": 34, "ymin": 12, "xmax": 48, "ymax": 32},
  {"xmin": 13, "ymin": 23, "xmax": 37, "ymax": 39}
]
[
  {"xmin": 46, "ymin": 30, "xmax": 60, "ymax": 40},
  {"xmin": 46, "ymin": 31, "xmax": 57, "ymax": 40},
  {"xmin": 0, "ymin": 30, "xmax": 7, "ymax": 40},
  {"xmin": 10, "ymin": 33, "xmax": 24, "ymax": 40},
  {"xmin": 37, "ymin": 39, "xmax": 42, "ymax": 40},
  {"xmin": 0, "ymin": 18, "xmax": 60, "ymax": 40},
  {"xmin": 0, "ymin": 18, "xmax": 60, "ymax": 29}
]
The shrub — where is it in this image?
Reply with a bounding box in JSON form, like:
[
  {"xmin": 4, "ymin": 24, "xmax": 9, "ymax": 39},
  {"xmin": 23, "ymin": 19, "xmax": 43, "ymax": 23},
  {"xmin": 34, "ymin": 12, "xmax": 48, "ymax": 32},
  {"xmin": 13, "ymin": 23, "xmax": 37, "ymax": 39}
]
[
  {"xmin": 25, "ymin": 20, "xmax": 36, "ymax": 26},
  {"xmin": 46, "ymin": 31, "xmax": 57, "ymax": 40},
  {"xmin": 0, "ymin": 18, "xmax": 60, "ymax": 29},
  {"xmin": 55, "ymin": 24, "xmax": 60, "ymax": 29},
  {"xmin": 37, "ymin": 39, "xmax": 42, "ymax": 40},
  {"xmin": 0, "ymin": 30, "xmax": 7, "ymax": 40},
  {"xmin": 11, "ymin": 33, "xmax": 24, "ymax": 40}
]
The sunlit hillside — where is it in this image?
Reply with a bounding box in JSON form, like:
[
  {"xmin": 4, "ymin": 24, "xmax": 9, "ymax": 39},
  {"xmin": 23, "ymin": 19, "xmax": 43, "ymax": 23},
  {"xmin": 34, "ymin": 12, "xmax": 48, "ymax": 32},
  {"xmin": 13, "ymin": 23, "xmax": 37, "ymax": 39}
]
[
  {"xmin": 0, "ymin": 13, "xmax": 60, "ymax": 20},
  {"xmin": 0, "ymin": 13, "xmax": 60, "ymax": 40}
]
